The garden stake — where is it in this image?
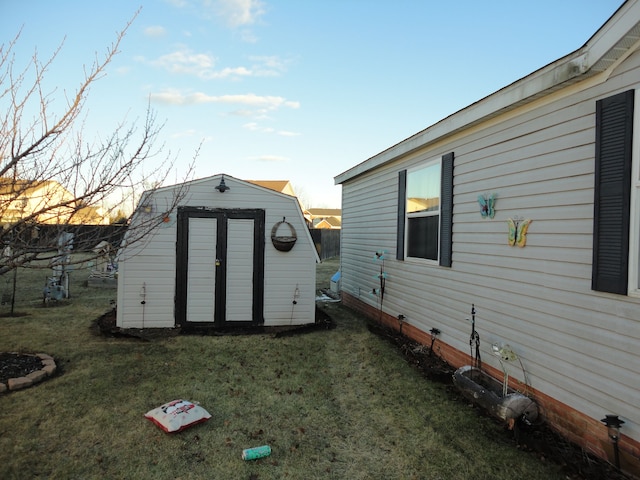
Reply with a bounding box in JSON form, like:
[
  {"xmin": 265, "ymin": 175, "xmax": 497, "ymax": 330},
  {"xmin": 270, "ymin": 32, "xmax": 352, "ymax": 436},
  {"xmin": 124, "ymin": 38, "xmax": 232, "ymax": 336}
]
[
  {"xmin": 290, "ymin": 284, "xmax": 300, "ymax": 324},
  {"xmin": 374, "ymin": 251, "xmax": 387, "ymax": 322},
  {"xmin": 140, "ymin": 282, "xmax": 147, "ymax": 330},
  {"xmin": 468, "ymin": 304, "xmax": 481, "ymax": 379}
]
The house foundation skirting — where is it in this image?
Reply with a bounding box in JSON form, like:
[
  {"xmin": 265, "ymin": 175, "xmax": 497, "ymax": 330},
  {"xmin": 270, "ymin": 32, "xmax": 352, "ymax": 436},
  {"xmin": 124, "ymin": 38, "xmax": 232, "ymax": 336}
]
[{"xmin": 341, "ymin": 291, "xmax": 640, "ymax": 477}]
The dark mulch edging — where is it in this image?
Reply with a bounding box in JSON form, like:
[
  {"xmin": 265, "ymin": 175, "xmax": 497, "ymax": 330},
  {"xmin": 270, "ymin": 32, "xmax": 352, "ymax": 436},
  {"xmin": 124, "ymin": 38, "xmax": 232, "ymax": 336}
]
[
  {"xmin": 367, "ymin": 320, "xmax": 633, "ymax": 480},
  {"xmin": 92, "ymin": 307, "xmax": 336, "ymax": 340},
  {"xmin": 367, "ymin": 320, "xmax": 455, "ymax": 383}
]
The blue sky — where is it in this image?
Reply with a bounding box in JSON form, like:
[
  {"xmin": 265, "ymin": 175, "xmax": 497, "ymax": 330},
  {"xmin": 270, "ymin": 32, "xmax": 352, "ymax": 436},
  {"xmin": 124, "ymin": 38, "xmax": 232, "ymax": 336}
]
[{"xmin": 1, "ymin": 0, "xmax": 624, "ymax": 208}]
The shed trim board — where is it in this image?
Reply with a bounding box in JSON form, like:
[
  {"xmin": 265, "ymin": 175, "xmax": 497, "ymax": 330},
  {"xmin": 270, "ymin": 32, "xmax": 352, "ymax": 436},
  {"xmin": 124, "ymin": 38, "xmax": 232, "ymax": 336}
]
[
  {"xmin": 175, "ymin": 207, "xmax": 266, "ymax": 330},
  {"xmin": 335, "ymin": 1, "xmax": 640, "ymax": 473}
]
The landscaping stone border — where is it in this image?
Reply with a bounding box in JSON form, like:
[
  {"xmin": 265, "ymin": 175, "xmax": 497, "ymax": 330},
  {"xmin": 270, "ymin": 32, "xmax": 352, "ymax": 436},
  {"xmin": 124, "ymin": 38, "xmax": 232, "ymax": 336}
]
[{"xmin": 0, "ymin": 353, "xmax": 57, "ymax": 393}]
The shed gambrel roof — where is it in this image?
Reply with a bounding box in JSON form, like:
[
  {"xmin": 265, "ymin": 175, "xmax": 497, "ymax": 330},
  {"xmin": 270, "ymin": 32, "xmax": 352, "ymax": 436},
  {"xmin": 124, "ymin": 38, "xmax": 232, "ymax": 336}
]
[{"xmin": 335, "ymin": 0, "xmax": 640, "ymax": 184}]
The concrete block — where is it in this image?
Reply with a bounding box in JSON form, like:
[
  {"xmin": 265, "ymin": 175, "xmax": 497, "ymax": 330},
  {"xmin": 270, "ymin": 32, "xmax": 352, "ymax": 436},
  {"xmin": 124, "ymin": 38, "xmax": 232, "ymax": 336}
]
[{"xmin": 8, "ymin": 377, "xmax": 32, "ymax": 390}]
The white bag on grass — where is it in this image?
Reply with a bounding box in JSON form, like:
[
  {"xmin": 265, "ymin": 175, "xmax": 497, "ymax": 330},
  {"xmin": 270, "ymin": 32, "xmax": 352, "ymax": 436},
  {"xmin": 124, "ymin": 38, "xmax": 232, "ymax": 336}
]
[{"xmin": 144, "ymin": 399, "xmax": 211, "ymax": 433}]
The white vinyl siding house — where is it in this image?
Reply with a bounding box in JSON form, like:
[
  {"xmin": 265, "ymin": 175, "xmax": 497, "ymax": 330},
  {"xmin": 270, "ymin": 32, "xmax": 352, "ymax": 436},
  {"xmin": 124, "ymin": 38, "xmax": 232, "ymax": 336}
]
[
  {"xmin": 116, "ymin": 174, "xmax": 319, "ymax": 330},
  {"xmin": 335, "ymin": 1, "xmax": 640, "ymax": 472}
]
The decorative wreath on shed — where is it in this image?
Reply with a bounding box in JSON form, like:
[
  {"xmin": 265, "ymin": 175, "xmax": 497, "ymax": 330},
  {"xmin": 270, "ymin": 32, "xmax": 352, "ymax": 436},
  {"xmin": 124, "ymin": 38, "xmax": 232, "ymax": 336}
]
[{"xmin": 271, "ymin": 218, "xmax": 297, "ymax": 252}]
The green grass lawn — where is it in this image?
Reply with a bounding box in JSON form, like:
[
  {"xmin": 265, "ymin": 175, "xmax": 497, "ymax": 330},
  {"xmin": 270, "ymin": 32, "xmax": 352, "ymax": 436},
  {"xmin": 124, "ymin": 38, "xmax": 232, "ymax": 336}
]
[{"xmin": 0, "ymin": 257, "xmax": 569, "ymax": 479}]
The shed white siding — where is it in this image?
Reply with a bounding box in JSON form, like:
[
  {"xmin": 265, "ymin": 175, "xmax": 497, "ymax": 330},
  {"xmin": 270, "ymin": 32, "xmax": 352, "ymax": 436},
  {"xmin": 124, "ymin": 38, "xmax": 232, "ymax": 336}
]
[
  {"xmin": 116, "ymin": 175, "xmax": 318, "ymax": 329},
  {"xmin": 336, "ymin": 2, "xmax": 640, "ymax": 457}
]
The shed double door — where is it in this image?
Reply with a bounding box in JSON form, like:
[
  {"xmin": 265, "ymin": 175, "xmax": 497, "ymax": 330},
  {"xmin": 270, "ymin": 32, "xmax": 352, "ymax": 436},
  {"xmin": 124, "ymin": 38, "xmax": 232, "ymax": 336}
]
[{"xmin": 175, "ymin": 208, "xmax": 265, "ymax": 328}]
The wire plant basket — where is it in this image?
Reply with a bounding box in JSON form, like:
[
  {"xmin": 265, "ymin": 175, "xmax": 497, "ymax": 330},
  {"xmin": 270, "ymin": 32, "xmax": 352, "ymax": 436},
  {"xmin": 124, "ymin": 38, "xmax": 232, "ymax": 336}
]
[{"xmin": 271, "ymin": 218, "xmax": 297, "ymax": 252}]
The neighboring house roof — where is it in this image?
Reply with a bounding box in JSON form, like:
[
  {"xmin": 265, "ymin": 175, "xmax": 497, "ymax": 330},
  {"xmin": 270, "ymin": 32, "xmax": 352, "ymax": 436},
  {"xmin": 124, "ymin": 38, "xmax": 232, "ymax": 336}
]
[
  {"xmin": 304, "ymin": 208, "xmax": 342, "ymax": 229},
  {"xmin": 246, "ymin": 180, "xmax": 296, "ymax": 197},
  {"xmin": 71, "ymin": 205, "xmax": 109, "ymax": 225},
  {"xmin": 314, "ymin": 217, "xmax": 341, "ymax": 229},
  {"xmin": 305, "ymin": 208, "xmax": 342, "ymax": 219},
  {"xmin": 335, "ymin": 0, "xmax": 639, "ymax": 184}
]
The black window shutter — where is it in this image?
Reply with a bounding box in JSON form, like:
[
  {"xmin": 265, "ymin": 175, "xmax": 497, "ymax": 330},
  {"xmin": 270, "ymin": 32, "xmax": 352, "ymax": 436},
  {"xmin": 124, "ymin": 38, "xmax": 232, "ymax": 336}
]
[
  {"xmin": 592, "ymin": 90, "xmax": 634, "ymax": 294},
  {"xmin": 440, "ymin": 152, "xmax": 454, "ymax": 267},
  {"xmin": 397, "ymin": 170, "xmax": 407, "ymax": 260}
]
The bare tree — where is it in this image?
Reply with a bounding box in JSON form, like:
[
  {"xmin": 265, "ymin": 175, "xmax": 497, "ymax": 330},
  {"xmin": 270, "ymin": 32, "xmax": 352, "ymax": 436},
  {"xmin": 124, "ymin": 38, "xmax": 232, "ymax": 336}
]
[{"xmin": 0, "ymin": 13, "xmax": 194, "ymax": 284}]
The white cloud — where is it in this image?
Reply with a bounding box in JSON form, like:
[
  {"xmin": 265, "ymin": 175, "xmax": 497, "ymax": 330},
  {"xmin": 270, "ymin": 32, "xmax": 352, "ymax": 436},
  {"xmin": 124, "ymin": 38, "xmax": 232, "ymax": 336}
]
[
  {"xmin": 249, "ymin": 154, "xmax": 288, "ymax": 163},
  {"xmin": 212, "ymin": 0, "xmax": 266, "ymax": 28},
  {"xmin": 143, "ymin": 48, "xmax": 288, "ymax": 80},
  {"xmin": 243, "ymin": 122, "xmax": 275, "ymax": 133},
  {"xmin": 166, "ymin": 0, "xmax": 265, "ymax": 35},
  {"xmin": 248, "ymin": 55, "xmax": 290, "ymax": 76},
  {"xmin": 166, "ymin": 0, "xmax": 188, "ymax": 7},
  {"xmin": 277, "ymin": 130, "xmax": 300, "ymax": 137},
  {"xmin": 149, "ymin": 48, "xmax": 216, "ymax": 77},
  {"xmin": 243, "ymin": 123, "xmax": 300, "ymax": 137},
  {"xmin": 151, "ymin": 90, "xmax": 300, "ymax": 111},
  {"xmin": 144, "ymin": 26, "xmax": 167, "ymax": 37}
]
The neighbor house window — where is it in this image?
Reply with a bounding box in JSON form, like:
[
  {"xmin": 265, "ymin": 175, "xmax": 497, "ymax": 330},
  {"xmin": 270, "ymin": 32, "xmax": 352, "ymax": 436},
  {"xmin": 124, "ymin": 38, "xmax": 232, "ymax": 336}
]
[{"xmin": 396, "ymin": 153, "xmax": 453, "ymax": 266}]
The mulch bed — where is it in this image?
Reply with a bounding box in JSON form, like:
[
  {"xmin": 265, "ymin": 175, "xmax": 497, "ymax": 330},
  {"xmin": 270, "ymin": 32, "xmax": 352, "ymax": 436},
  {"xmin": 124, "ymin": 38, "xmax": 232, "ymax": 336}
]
[
  {"xmin": 0, "ymin": 352, "xmax": 44, "ymax": 384},
  {"xmin": 92, "ymin": 307, "xmax": 335, "ymax": 339},
  {"xmin": 367, "ymin": 320, "xmax": 633, "ymax": 480}
]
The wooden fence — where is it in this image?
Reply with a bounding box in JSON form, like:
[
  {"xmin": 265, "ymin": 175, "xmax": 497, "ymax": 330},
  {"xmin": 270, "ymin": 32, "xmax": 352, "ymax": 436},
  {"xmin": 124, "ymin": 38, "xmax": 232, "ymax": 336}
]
[
  {"xmin": 19, "ymin": 224, "xmax": 128, "ymax": 252},
  {"xmin": 309, "ymin": 228, "xmax": 340, "ymax": 260}
]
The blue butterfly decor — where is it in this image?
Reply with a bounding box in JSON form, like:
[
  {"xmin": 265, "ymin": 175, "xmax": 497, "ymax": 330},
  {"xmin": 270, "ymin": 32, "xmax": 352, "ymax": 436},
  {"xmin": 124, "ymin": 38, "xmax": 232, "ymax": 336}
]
[
  {"xmin": 477, "ymin": 193, "xmax": 496, "ymax": 219},
  {"xmin": 507, "ymin": 217, "xmax": 532, "ymax": 247}
]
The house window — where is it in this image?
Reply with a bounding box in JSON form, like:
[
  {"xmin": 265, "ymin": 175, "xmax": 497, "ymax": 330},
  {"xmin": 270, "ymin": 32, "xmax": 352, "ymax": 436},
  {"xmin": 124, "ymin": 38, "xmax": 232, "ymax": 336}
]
[
  {"xmin": 406, "ymin": 160, "xmax": 441, "ymax": 260},
  {"xmin": 396, "ymin": 152, "xmax": 453, "ymax": 265}
]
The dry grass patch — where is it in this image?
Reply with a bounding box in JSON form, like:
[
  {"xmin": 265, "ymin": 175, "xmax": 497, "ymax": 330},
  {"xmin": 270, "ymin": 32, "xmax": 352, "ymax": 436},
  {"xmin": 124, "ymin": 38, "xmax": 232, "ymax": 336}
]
[{"xmin": 0, "ymin": 257, "xmax": 570, "ymax": 479}]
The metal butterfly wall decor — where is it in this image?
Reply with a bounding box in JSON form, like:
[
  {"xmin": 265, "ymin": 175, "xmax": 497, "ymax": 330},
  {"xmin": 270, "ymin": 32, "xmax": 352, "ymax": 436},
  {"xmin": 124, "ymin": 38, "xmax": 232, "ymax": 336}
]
[
  {"xmin": 507, "ymin": 217, "xmax": 532, "ymax": 247},
  {"xmin": 477, "ymin": 193, "xmax": 496, "ymax": 219}
]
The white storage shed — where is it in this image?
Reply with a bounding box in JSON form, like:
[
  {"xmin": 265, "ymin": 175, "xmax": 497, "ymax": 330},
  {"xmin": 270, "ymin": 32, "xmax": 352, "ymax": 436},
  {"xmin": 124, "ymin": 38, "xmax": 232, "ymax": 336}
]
[{"xmin": 116, "ymin": 174, "xmax": 319, "ymax": 330}]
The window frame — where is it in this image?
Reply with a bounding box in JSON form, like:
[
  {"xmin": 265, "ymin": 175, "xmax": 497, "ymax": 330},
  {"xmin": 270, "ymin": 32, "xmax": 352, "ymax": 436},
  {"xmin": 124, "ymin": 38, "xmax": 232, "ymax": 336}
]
[
  {"xmin": 405, "ymin": 157, "xmax": 442, "ymax": 263},
  {"xmin": 628, "ymin": 89, "xmax": 640, "ymax": 297}
]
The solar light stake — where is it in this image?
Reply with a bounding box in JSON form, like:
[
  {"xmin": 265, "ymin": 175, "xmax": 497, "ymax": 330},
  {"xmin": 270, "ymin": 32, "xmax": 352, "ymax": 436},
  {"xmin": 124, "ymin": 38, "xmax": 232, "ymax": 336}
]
[
  {"xmin": 428, "ymin": 327, "xmax": 440, "ymax": 356},
  {"xmin": 601, "ymin": 414, "xmax": 624, "ymax": 469},
  {"xmin": 397, "ymin": 314, "xmax": 405, "ymax": 334}
]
